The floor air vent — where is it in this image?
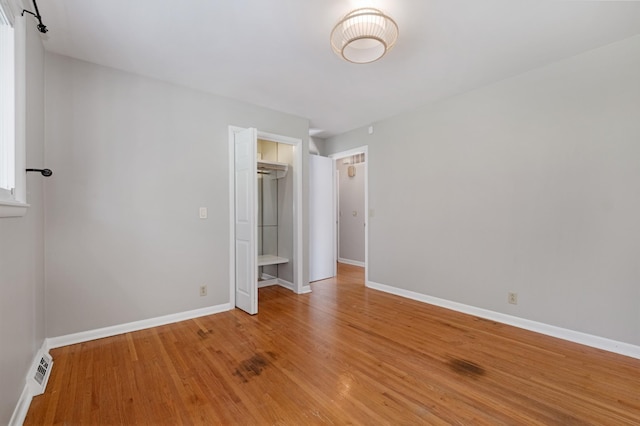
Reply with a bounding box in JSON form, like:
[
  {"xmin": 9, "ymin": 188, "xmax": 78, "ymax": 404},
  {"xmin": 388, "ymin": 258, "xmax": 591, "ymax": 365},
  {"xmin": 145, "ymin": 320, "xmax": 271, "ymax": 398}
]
[{"xmin": 29, "ymin": 352, "xmax": 53, "ymax": 396}]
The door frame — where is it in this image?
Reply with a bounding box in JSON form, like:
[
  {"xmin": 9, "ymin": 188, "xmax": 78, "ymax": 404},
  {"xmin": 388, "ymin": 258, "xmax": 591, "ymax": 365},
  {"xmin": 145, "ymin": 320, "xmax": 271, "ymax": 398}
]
[
  {"xmin": 329, "ymin": 145, "xmax": 369, "ymax": 284},
  {"xmin": 228, "ymin": 126, "xmax": 305, "ymax": 310}
]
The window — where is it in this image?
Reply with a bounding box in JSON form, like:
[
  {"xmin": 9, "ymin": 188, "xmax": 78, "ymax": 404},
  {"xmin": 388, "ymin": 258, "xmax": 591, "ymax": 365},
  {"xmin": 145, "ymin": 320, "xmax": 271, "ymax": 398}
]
[
  {"xmin": 0, "ymin": 4, "xmax": 15, "ymax": 199},
  {"xmin": 0, "ymin": 0, "xmax": 27, "ymax": 217}
]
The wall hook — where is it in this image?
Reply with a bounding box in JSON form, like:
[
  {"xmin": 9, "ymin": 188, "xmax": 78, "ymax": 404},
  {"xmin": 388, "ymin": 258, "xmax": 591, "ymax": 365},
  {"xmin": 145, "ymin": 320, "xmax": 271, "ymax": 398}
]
[{"xmin": 26, "ymin": 168, "xmax": 53, "ymax": 177}]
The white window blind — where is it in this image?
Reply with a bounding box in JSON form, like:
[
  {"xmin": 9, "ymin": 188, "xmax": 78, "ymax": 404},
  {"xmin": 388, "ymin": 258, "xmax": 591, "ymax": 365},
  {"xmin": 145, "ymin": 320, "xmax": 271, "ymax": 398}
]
[{"xmin": 0, "ymin": 4, "xmax": 15, "ymax": 195}]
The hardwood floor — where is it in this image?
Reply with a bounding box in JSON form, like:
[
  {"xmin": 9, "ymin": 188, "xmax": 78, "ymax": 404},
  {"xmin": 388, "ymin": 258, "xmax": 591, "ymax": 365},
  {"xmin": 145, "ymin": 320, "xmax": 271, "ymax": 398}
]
[{"xmin": 26, "ymin": 264, "xmax": 640, "ymax": 424}]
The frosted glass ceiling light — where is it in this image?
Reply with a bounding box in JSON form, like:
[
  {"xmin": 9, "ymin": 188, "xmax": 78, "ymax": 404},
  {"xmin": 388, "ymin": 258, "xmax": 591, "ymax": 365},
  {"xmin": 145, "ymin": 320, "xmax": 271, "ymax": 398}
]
[{"xmin": 330, "ymin": 8, "xmax": 398, "ymax": 64}]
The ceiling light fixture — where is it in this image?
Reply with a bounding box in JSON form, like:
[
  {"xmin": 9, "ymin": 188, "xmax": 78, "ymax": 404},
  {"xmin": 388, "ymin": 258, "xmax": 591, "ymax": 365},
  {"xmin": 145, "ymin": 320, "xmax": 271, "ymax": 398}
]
[{"xmin": 330, "ymin": 8, "xmax": 398, "ymax": 64}]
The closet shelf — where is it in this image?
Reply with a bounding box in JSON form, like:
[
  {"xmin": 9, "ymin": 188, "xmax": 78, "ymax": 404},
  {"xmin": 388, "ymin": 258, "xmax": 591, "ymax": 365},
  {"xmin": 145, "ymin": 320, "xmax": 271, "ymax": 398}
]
[
  {"xmin": 258, "ymin": 160, "xmax": 288, "ymax": 179},
  {"xmin": 258, "ymin": 255, "xmax": 289, "ymax": 266}
]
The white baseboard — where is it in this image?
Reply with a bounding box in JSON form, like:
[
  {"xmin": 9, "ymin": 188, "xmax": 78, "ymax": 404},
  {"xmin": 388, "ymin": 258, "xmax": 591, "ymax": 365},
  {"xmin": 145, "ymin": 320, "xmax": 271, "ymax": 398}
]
[
  {"xmin": 278, "ymin": 278, "xmax": 313, "ymax": 294},
  {"xmin": 9, "ymin": 385, "xmax": 31, "ymax": 426},
  {"xmin": 46, "ymin": 303, "xmax": 231, "ymax": 350},
  {"xmin": 258, "ymin": 273, "xmax": 279, "ymax": 288},
  {"xmin": 338, "ymin": 258, "xmax": 365, "ymax": 267},
  {"xmin": 9, "ymin": 340, "xmax": 51, "ymax": 426},
  {"xmin": 276, "ymin": 278, "xmax": 295, "ymax": 292},
  {"xmin": 267, "ymin": 276, "xmax": 310, "ymax": 294},
  {"xmin": 258, "ymin": 274, "xmax": 300, "ymax": 294},
  {"xmin": 299, "ymin": 285, "xmax": 312, "ymax": 294},
  {"xmin": 366, "ymin": 280, "xmax": 640, "ymax": 360}
]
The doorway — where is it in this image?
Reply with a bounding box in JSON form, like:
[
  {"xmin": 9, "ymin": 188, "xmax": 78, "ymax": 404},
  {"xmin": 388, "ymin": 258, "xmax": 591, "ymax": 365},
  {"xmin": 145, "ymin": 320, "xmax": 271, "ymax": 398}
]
[{"xmin": 329, "ymin": 146, "xmax": 368, "ymax": 284}]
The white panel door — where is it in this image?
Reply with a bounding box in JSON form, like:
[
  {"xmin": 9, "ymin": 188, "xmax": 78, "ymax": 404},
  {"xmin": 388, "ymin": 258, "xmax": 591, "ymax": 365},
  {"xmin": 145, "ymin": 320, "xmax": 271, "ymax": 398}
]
[
  {"xmin": 234, "ymin": 128, "xmax": 258, "ymax": 314},
  {"xmin": 309, "ymin": 155, "xmax": 335, "ymax": 282}
]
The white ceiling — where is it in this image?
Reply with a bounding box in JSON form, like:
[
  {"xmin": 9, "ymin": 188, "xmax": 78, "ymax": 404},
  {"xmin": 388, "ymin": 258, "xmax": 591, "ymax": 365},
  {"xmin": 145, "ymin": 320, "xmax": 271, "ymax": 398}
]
[{"xmin": 34, "ymin": 0, "xmax": 640, "ymax": 138}]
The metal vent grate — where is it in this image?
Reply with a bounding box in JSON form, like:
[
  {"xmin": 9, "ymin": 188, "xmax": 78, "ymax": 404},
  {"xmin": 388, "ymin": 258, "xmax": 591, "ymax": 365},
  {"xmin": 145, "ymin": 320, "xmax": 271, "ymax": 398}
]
[
  {"xmin": 34, "ymin": 356, "xmax": 49, "ymax": 385},
  {"xmin": 29, "ymin": 351, "xmax": 53, "ymax": 396}
]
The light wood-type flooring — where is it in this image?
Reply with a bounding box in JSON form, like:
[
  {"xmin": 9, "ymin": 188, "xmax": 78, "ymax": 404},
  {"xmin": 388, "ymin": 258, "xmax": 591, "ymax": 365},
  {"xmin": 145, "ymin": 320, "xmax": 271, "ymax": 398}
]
[{"xmin": 25, "ymin": 264, "xmax": 640, "ymax": 424}]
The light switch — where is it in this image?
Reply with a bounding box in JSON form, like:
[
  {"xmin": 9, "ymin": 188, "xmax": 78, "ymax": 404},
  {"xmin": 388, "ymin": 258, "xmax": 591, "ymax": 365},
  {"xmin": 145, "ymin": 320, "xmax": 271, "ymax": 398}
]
[{"xmin": 199, "ymin": 207, "xmax": 208, "ymax": 219}]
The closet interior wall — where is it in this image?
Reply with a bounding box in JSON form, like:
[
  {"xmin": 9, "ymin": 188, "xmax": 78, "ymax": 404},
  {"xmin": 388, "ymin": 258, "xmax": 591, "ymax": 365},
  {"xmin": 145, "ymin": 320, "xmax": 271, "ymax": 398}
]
[{"xmin": 257, "ymin": 139, "xmax": 294, "ymax": 283}]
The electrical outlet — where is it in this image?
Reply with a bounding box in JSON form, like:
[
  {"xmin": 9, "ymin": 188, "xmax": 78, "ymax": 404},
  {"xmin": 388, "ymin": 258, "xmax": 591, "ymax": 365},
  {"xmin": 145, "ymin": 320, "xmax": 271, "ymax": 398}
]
[
  {"xmin": 199, "ymin": 285, "xmax": 207, "ymax": 297},
  {"xmin": 508, "ymin": 292, "xmax": 518, "ymax": 305}
]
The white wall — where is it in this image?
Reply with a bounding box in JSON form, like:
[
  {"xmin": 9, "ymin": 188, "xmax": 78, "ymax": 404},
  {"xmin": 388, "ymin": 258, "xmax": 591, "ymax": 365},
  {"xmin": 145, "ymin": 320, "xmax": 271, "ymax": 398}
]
[
  {"xmin": 337, "ymin": 161, "xmax": 365, "ymax": 263},
  {"xmin": 44, "ymin": 53, "xmax": 309, "ymax": 337},
  {"xmin": 309, "ymin": 137, "xmax": 321, "ymax": 155},
  {"xmin": 322, "ymin": 35, "xmax": 640, "ymax": 346},
  {"xmin": 0, "ymin": 25, "xmax": 45, "ymax": 424}
]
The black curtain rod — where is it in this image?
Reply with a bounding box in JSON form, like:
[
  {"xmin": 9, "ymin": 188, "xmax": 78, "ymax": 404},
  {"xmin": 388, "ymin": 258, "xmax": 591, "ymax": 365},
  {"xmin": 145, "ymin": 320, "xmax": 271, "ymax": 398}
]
[{"xmin": 22, "ymin": 0, "xmax": 48, "ymax": 33}]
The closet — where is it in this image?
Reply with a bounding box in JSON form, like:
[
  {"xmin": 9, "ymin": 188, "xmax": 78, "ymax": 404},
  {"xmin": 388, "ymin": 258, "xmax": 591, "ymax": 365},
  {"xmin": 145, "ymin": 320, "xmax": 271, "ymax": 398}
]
[
  {"xmin": 256, "ymin": 139, "xmax": 294, "ymax": 289},
  {"xmin": 231, "ymin": 127, "xmax": 305, "ymax": 315}
]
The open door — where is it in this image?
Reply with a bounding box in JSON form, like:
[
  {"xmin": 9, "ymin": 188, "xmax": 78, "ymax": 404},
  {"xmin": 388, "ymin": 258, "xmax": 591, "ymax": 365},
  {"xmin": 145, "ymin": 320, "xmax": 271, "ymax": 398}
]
[
  {"xmin": 234, "ymin": 127, "xmax": 258, "ymax": 314},
  {"xmin": 309, "ymin": 155, "xmax": 335, "ymax": 281}
]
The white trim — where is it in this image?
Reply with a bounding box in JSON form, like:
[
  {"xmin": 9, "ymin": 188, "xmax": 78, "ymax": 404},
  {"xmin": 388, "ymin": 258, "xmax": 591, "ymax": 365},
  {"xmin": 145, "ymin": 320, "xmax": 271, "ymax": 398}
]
[
  {"xmin": 334, "ymin": 168, "xmax": 339, "ymax": 276},
  {"xmin": 299, "ymin": 285, "xmax": 312, "ymax": 294},
  {"xmin": 0, "ymin": 199, "xmax": 28, "ymax": 217},
  {"xmin": 13, "ymin": 13, "xmax": 25, "ymax": 202},
  {"xmin": 8, "ymin": 384, "xmax": 31, "ymax": 426},
  {"xmin": 9, "ymin": 340, "xmax": 50, "ymax": 426},
  {"xmin": 46, "ymin": 303, "xmax": 231, "ymax": 349},
  {"xmin": 366, "ymin": 280, "xmax": 640, "ymax": 360},
  {"xmin": 258, "ymin": 272, "xmax": 279, "ymax": 288},
  {"xmin": 257, "ymin": 274, "xmax": 298, "ymax": 293},
  {"xmin": 329, "ymin": 146, "xmax": 369, "ymax": 284},
  {"xmin": 228, "ymin": 126, "xmax": 239, "ymax": 309},
  {"xmin": 276, "ymin": 278, "xmax": 295, "ymax": 292},
  {"xmin": 258, "ymin": 280, "xmax": 277, "ymax": 288},
  {"xmin": 338, "ymin": 257, "xmax": 365, "ymax": 267},
  {"xmin": 0, "ymin": 12, "xmax": 27, "ymax": 211},
  {"xmin": 258, "ymin": 130, "xmax": 301, "ymax": 147}
]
